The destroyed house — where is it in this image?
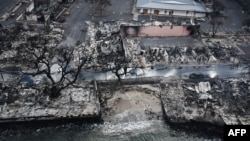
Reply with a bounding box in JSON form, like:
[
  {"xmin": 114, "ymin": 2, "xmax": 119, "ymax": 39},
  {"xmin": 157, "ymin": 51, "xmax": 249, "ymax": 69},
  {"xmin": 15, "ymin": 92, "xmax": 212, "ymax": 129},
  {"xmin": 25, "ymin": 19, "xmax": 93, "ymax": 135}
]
[{"xmin": 135, "ymin": 0, "xmax": 212, "ymax": 19}]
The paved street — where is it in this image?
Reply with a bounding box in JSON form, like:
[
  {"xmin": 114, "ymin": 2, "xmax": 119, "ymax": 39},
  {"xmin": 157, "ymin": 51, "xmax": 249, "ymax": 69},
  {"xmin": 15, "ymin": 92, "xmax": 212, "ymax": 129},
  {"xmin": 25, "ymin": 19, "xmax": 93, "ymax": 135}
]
[
  {"xmin": 80, "ymin": 64, "xmax": 246, "ymax": 81},
  {"xmin": 0, "ymin": 0, "xmax": 30, "ymax": 26},
  {"xmin": 200, "ymin": 0, "xmax": 249, "ymax": 33},
  {"xmin": 0, "ymin": 0, "xmax": 19, "ymax": 17},
  {"xmin": 62, "ymin": 0, "xmax": 90, "ymax": 46},
  {"xmin": 62, "ymin": 0, "xmax": 133, "ymax": 46},
  {"xmin": 94, "ymin": 0, "xmax": 133, "ymax": 21}
]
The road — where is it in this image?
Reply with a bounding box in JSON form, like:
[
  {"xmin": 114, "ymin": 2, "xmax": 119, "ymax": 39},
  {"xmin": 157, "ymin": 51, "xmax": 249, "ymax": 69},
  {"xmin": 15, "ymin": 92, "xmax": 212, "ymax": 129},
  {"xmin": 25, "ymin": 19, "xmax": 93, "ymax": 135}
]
[
  {"xmin": 0, "ymin": 0, "xmax": 31, "ymax": 26},
  {"xmin": 80, "ymin": 64, "xmax": 246, "ymax": 81},
  {"xmin": 62, "ymin": 0, "xmax": 90, "ymax": 45},
  {"xmin": 94, "ymin": 0, "xmax": 133, "ymax": 21},
  {"xmin": 0, "ymin": 0, "xmax": 19, "ymax": 17},
  {"xmin": 61, "ymin": 0, "xmax": 133, "ymax": 46},
  {"xmin": 200, "ymin": 0, "xmax": 248, "ymax": 33}
]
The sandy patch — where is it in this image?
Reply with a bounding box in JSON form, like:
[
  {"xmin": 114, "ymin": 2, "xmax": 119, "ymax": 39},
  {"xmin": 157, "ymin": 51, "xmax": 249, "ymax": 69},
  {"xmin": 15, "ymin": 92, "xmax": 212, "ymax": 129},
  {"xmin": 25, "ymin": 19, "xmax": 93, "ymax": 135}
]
[{"xmin": 100, "ymin": 85, "xmax": 162, "ymax": 124}]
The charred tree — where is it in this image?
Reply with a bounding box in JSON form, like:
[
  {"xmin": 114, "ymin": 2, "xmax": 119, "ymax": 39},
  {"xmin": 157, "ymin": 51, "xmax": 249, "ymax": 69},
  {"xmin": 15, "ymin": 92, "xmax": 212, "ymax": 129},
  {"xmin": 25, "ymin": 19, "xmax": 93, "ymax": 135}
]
[
  {"xmin": 17, "ymin": 35, "xmax": 92, "ymax": 98},
  {"xmin": 111, "ymin": 57, "xmax": 130, "ymax": 84},
  {"xmin": 209, "ymin": 0, "xmax": 226, "ymax": 38},
  {"xmin": 85, "ymin": 0, "xmax": 111, "ymax": 17},
  {"xmin": 209, "ymin": 15, "xmax": 224, "ymax": 38},
  {"xmin": 98, "ymin": 0, "xmax": 111, "ymax": 16},
  {"xmin": 85, "ymin": 0, "xmax": 99, "ymax": 18}
]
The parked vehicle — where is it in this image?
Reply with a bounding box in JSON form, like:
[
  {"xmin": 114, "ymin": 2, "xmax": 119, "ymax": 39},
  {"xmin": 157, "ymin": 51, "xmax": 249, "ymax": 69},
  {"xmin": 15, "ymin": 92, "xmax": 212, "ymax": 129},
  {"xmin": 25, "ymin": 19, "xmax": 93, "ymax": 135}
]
[
  {"xmin": 195, "ymin": 17, "xmax": 206, "ymax": 22},
  {"xmin": 189, "ymin": 73, "xmax": 210, "ymax": 79}
]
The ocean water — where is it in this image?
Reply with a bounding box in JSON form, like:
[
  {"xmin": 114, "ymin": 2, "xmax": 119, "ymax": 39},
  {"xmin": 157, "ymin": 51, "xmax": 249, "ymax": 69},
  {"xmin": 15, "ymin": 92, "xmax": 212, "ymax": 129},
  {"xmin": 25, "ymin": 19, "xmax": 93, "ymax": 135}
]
[{"xmin": 1, "ymin": 120, "xmax": 219, "ymax": 141}]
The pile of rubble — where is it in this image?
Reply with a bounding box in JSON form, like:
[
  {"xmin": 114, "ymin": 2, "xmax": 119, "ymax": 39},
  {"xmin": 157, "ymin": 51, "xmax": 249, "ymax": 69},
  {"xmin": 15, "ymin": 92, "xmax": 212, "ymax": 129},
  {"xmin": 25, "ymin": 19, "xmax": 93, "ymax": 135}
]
[
  {"xmin": 203, "ymin": 36, "xmax": 250, "ymax": 60},
  {"xmin": 160, "ymin": 78, "xmax": 250, "ymax": 125},
  {"xmin": 0, "ymin": 83, "xmax": 100, "ymax": 122},
  {"xmin": 73, "ymin": 21, "xmax": 127, "ymax": 71},
  {"xmin": 122, "ymin": 37, "xmax": 242, "ymax": 67},
  {"xmin": 80, "ymin": 21, "xmax": 246, "ymax": 72},
  {"xmin": 0, "ymin": 21, "xmax": 101, "ymax": 122}
]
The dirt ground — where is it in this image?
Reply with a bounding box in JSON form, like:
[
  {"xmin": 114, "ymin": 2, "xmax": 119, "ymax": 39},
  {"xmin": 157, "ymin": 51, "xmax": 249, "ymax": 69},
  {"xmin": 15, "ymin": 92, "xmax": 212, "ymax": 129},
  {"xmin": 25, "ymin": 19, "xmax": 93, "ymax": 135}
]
[{"xmin": 101, "ymin": 85, "xmax": 162, "ymax": 121}]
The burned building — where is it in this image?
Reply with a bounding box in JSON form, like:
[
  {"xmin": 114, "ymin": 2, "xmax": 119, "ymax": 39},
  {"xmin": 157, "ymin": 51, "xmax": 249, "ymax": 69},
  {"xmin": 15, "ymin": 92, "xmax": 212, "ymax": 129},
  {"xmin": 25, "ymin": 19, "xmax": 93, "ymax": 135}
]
[{"xmin": 135, "ymin": 0, "xmax": 212, "ymax": 21}]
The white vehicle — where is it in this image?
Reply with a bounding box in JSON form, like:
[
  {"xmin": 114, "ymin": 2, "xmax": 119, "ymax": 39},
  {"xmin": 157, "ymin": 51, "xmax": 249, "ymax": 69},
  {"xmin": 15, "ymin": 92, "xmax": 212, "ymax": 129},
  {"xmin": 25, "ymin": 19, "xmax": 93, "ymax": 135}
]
[{"xmin": 195, "ymin": 17, "xmax": 206, "ymax": 22}]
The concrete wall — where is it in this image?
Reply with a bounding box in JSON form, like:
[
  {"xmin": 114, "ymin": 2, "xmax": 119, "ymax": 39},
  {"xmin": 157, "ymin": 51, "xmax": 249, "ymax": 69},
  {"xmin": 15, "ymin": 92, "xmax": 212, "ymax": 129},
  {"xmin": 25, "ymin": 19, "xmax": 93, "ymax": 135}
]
[
  {"xmin": 139, "ymin": 26, "xmax": 191, "ymax": 36},
  {"xmin": 120, "ymin": 25, "xmax": 194, "ymax": 37}
]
